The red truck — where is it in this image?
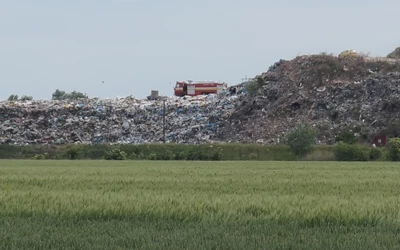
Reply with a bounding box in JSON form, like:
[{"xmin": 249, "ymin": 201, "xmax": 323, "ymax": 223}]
[{"xmin": 173, "ymin": 80, "xmax": 228, "ymax": 97}]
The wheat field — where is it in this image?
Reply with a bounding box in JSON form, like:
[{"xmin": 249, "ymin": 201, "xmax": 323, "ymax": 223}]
[{"xmin": 1, "ymin": 160, "xmax": 400, "ymax": 249}]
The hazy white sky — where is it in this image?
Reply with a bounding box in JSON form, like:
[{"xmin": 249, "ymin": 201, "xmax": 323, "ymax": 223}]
[{"xmin": 1, "ymin": 0, "xmax": 399, "ymax": 100}]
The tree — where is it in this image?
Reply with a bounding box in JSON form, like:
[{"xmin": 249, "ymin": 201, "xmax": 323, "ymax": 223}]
[
  {"xmin": 52, "ymin": 89, "xmax": 88, "ymax": 100},
  {"xmin": 245, "ymin": 76, "xmax": 265, "ymax": 95},
  {"xmin": 52, "ymin": 89, "xmax": 67, "ymax": 100},
  {"xmin": 7, "ymin": 94, "xmax": 33, "ymax": 101},
  {"xmin": 67, "ymin": 90, "xmax": 88, "ymax": 100},
  {"xmin": 20, "ymin": 95, "xmax": 33, "ymax": 101},
  {"xmin": 284, "ymin": 124, "xmax": 317, "ymax": 156},
  {"xmin": 387, "ymin": 138, "xmax": 400, "ymax": 161},
  {"xmin": 7, "ymin": 94, "xmax": 19, "ymax": 101}
]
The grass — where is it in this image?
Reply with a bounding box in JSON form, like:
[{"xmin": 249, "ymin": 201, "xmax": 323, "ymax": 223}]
[{"xmin": 1, "ymin": 160, "xmax": 400, "ymax": 249}]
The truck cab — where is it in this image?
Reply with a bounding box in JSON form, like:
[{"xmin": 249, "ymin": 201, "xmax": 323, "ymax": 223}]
[{"xmin": 174, "ymin": 82, "xmax": 186, "ymax": 96}]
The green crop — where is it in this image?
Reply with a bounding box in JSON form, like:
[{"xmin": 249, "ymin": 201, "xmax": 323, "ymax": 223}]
[{"xmin": 0, "ymin": 160, "xmax": 400, "ymax": 249}]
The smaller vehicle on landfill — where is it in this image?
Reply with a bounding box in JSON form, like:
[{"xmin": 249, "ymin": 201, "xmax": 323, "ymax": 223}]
[{"xmin": 174, "ymin": 80, "xmax": 228, "ymax": 97}]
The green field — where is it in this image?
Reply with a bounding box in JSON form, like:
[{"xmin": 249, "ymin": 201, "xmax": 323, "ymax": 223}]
[{"xmin": 1, "ymin": 160, "xmax": 400, "ymax": 249}]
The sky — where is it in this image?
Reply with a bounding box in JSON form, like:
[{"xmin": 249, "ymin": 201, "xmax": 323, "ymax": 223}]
[{"xmin": 1, "ymin": 0, "xmax": 399, "ymax": 100}]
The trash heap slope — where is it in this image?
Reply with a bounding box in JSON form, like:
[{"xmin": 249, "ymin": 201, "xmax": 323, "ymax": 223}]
[
  {"xmin": 218, "ymin": 54, "xmax": 400, "ymax": 144},
  {"xmin": 0, "ymin": 95, "xmax": 239, "ymax": 145},
  {"xmin": 387, "ymin": 47, "xmax": 400, "ymax": 59}
]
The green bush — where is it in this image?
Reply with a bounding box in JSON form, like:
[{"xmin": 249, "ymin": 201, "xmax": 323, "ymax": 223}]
[
  {"xmin": 284, "ymin": 124, "xmax": 316, "ymax": 156},
  {"xmin": 52, "ymin": 89, "xmax": 88, "ymax": 100},
  {"xmin": 65, "ymin": 146, "xmax": 81, "ymax": 160},
  {"xmin": 8, "ymin": 94, "xmax": 19, "ymax": 101},
  {"xmin": 104, "ymin": 147, "xmax": 127, "ymax": 160},
  {"xmin": 128, "ymin": 153, "xmax": 138, "ymax": 160},
  {"xmin": 32, "ymin": 153, "xmax": 50, "ymax": 160},
  {"xmin": 369, "ymin": 147, "xmax": 385, "ymax": 161},
  {"xmin": 303, "ymin": 150, "xmax": 336, "ymax": 161},
  {"xmin": 148, "ymin": 153, "xmax": 157, "ymax": 160},
  {"xmin": 174, "ymin": 151, "xmax": 188, "ymax": 160},
  {"xmin": 387, "ymin": 138, "xmax": 400, "ymax": 161},
  {"xmin": 0, "ymin": 143, "xmax": 326, "ymax": 161},
  {"xmin": 334, "ymin": 142, "xmax": 369, "ymax": 161},
  {"xmin": 248, "ymin": 153, "xmax": 258, "ymax": 160},
  {"xmin": 20, "ymin": 95, "xmax": 33, "ymax": 101},
  {"xmin": 187, "ymin": 149, "xmax": 209, "ymax": 161},
  {"xmin": 211, "ymin": 151, "xmax": 223, "ymax": 161},
  {"xmin": 54, "ymin": 154, "xmax": 64, "ymax": 160},
  {"xmin": 156, "ymin": 150, "xmax": 175, "ymax": 160},
  {"xmin": 7, "ymin": 94, "xmax": 33, "ymax": 102},
  {"xmin": 137, "ymin": 151, "xmax": 145, "ymax": 160},
  {"xmin": 335, "ymin": 131, "xmax": 357, "ymax": 144},
  {"xmin": 245, "ymin": 76, "xmax": 265, "ymax": 95}
]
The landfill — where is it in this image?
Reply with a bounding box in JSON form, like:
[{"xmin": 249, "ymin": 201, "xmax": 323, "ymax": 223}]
[
  {"xmin": 219, "ymin": 52, "xmax": 400, "ymax": 144},
  {"xmin": 1, "ymin": 49, "xmax": 400, "ymax": 146},
  {"xmin": 387, "ymin": 47, "xmax": 400, "ymax": 59},
  {"xmin": 0, "ymin": 88, "xmax": 246, "ymax": 145}
]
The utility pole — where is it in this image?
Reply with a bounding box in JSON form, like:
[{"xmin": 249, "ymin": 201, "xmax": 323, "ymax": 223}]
[{"xmin": 163, "ymin": 98, "xmax": 166, "ymax": 143}]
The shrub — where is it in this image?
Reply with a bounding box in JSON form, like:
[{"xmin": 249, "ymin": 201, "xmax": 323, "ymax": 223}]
[
  {"xmin": 148, "ymin": 153, "xmax": 157, "ymax": 160},
  {"xmin": 249, "ymin": 153, "xmax": 258, "ymax": 160},
  {"xmin": 156, "ymin": 150, "xmax": 175, "ymax": 160},
  {"xmin": 65, "ymin": 146, "xmax": 81, "ymax": 160},
  {"xmin": 245, "ymin": 77, "xmax": 265, "ymax": 95},
  {"xmin": 335, "ymin": 131, "xmax": 357, "ymax": 144},
  {"xmin": 334, "ymin": 142, "xmax": 369, "ymax": 161},
  {"xmin": 137, "ymin": 151, "xmax": 145, "ymax": 160},
  {"xmin": 52, "ymin": 89, "xmax": 88, "ymax": 100},
  {"xmin": 20, "ymin": 95, "xmax": 33, "ymax": 101},
  {"xmin": 211, "ymin": 151, "xmax": 223, "ymax": 161},
  {"xmin": 187, "ymin": 149, "xmax": 209, "ymax": 161},
  {"xmin": 7, "ymin": 94, "xmax": 33, "ymax": 102},
  {"xmin": 53, "ymin": 154, "xmax": 64, "ymax": 160},
  {"xmin": 32, "ymin": 153, "xmax": 50, "ymax": 160},
  {"xmin": 174, "ymin": 151, "xmax": 188, "ymax": 160},
  {"xmin": 7, "ymin": 94, "xmax": 19, "ymax": 101},
  {"xmin": 369, "ymin": 147, "xmax": 385, "ymax": 161},
  {"xmin": 128, "ymin": 153, "xmax": 138, "ymax": 160},
  {"xmin": 104, "ymin": 147, "xmax": 127, "ymax": 160},
  {"xmin": 52, "ymin": 89, "xmax": 67, "ymax": 100},
  {"xmin": 67, "ymin": 90, "xmax": 88, "ymax": 100},
  {"xmin": 303, "ymin": 150, "xmax": 336, "ymax": 161},
  {"xmin": 387, "ymin": 138, "xmax": 400, "ymax": 161},
  {"xmin": 284, "ymin": 124, "xmax": 316, "ymax": 156}
]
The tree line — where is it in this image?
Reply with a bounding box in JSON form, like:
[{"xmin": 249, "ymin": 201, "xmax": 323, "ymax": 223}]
[{"xmin": 7, "ymin": 89, "xmax": 88, "ymax": 101}]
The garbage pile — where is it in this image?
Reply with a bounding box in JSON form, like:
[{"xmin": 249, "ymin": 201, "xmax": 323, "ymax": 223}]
[
  {"xmin": 0, "ymin": 92, "xmax": 245, "ymax": 145},
  {"xmin": 2, "ymin": 52, "xmax": 400, "ymax": 146},
  {"xmin": 387, "ymin": 47, "xmax": 400, "ymax": 59},
  {"xmin": 218, "ymin": 53, "xmax": 400, "ymax": 144}
]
